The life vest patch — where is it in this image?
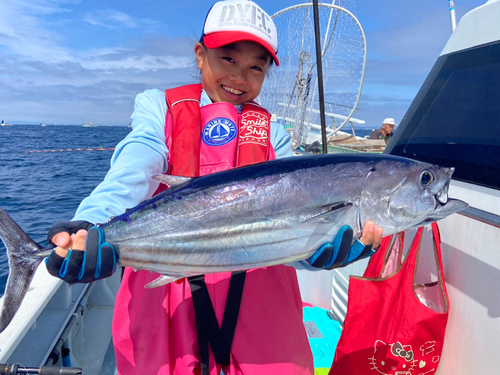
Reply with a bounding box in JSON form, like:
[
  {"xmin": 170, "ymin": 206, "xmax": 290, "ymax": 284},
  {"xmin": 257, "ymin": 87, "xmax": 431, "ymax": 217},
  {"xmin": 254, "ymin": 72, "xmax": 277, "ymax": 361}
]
[
  {"xmin": 202, "ymin": 117, "xmax": 237, "ymax": 146},
  {"xmin": 239, "ymin": 110, "xmax": 269, "ymax": 146}
]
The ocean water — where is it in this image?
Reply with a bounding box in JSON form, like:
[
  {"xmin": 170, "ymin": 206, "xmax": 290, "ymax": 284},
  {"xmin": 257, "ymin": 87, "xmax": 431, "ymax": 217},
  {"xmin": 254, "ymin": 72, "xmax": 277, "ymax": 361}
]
[
  {"xmin": 0, "ymin": 125, "xmax": 374, "ymax": 295},
  {"xmin": 0, "ymin": 125, "xmax": 132, "ymax": 295}
]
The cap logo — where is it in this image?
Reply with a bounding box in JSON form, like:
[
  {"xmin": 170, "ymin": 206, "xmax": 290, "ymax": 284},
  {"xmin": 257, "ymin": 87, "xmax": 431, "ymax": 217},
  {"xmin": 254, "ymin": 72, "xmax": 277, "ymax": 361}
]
[
  {"xmin": 218, "ymin": 4, "xmax": 272, "ymax": 40},
  {"xmin": 202, "ymin": 117, "xmax": 238, "ymax": 146}
]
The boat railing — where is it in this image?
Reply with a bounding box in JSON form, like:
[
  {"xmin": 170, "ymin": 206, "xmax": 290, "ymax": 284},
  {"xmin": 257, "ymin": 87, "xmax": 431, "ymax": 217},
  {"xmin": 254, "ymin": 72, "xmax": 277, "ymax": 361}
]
[
  {"xmin": 330, "ymin": 270, "xmax": 349, "ymax": 323},
  {"xmin": 458, "ymin": 206, "xmax": 500, "ymax": 228}
]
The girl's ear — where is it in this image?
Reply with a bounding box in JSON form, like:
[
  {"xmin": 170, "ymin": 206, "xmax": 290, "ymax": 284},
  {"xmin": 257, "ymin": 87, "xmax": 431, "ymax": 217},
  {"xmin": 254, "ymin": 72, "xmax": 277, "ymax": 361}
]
[{"xmin": 194, "ymin": 43, "xmax": 205, "ymax": 71}]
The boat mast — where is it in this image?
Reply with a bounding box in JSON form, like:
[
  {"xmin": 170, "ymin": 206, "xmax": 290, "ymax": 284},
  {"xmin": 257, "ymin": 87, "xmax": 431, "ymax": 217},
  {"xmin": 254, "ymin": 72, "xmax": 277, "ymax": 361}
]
[
  {"xmin": 312, "ymin": 0, "xmax": 328, "ymax": 153},
  {"xmin": 449, "ymin": 0, "xmax": 457, "ymax": 32}
]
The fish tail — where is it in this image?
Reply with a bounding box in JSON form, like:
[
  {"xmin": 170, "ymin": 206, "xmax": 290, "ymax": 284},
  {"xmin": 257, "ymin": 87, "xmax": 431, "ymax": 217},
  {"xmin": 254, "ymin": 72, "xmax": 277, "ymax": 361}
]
[{"xmin": 0, "ymin": 207, "xmax": 47, "ymax": 333}]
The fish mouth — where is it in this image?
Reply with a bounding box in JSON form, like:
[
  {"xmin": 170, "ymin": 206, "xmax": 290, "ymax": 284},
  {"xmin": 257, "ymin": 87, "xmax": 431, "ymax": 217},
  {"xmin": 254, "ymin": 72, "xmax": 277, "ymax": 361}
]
[
  {"xmin": 424, "ymin": 180, "xmax": 468, "ymax": 223},
  {"xmin": 436, "ymin": 183, "xmax": 449, "ymax": 205},
  {"xmin": 434, "ymin": 166, "xmax": 456, "ymax": 206},
  {"xmin": 422, "ymin": 197, "xmax": 469, "ymax": 225}
]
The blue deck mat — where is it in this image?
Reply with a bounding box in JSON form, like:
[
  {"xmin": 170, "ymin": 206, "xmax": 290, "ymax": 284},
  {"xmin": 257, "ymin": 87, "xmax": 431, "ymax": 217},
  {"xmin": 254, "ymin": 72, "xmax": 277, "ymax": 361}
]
[{"xmin": 303, "ymin": 306, "xmax": 342, "ymax": 370}]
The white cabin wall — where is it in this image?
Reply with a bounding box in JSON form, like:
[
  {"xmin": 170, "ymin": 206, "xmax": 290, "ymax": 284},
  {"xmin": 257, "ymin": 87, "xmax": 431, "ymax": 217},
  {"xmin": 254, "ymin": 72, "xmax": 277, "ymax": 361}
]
[
  {"xmin": 297, "ymin": 269, "xmax": 335, "ymax": 311},
  {"xmin": 435, "ymin": 182, "xmax": 500, "ymax": 374}
]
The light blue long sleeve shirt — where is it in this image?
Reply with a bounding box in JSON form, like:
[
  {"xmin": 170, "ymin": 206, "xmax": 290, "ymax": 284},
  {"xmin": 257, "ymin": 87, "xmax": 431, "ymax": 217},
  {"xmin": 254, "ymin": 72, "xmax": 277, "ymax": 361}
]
[{"xmin": 73, "ymin": 89, "xmax": 293, "ymax": 224}]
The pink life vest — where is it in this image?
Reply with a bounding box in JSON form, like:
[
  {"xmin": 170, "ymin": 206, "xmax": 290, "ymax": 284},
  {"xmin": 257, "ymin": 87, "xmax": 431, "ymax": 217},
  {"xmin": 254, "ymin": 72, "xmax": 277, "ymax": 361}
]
[
  {"xmin": 112, "ymin": 85, "xmax": 314, "ymax": 375},
  {"xmin": 169, "ymin": 84, "xmax": 274, "ymax": 175}
]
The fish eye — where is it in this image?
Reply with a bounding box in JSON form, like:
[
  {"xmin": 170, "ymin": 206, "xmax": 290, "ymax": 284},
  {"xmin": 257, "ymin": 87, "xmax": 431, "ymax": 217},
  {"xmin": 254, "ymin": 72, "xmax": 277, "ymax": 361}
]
[{"xmin": 420, "ymin": 170, "xmax": 434, "ymax": 187}]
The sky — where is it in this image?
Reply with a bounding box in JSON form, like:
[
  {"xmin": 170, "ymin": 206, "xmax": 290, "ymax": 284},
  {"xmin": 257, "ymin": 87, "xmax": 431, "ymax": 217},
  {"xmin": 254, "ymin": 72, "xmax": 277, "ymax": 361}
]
[{"xmin": 0, "ymin": 0, "xmax": 486, "ymax": 127}]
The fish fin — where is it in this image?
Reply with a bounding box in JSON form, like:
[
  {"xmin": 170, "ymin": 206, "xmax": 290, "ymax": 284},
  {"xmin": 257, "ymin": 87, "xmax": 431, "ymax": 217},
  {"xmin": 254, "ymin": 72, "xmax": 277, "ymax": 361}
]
[
  {"xmin": 151, "ymin": 175, "xmax": 192, "ymax": 188},
  {"xmin": 144, "ymin": 274, "xmax": 185, "ymax": 289},
  {"xmin": 299, "ymin": 203, "xmax": 355, "ymax": 250},
  {"xmin": 0, "ymin": 208, "xmax": 47, "ymax": 333},
  {"xmin": 301, "ymin": 202, "xmax": 353, "ymax": 223}
]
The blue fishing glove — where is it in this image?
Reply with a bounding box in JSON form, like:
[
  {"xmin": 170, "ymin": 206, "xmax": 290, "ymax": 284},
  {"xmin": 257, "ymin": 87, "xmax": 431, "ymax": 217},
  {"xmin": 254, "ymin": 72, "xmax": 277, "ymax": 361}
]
[
  {"xmin": 300, "ymin": 225, "xmax": 377, "ymax": 270},
  {"xmin": 45, "ymin": 221, "xmax": 116, "ymax": 283}
]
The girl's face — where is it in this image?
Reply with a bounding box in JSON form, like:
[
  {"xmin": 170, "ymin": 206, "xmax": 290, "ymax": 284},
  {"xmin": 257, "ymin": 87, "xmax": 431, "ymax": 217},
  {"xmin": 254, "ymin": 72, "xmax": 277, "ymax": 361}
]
[{"xmin": 195, "ymin": 40, "xmax": 272, "ymax": 106}]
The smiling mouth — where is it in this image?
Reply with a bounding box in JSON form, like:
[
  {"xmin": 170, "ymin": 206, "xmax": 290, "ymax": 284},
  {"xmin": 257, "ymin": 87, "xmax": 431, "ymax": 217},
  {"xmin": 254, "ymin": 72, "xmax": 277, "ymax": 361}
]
[{"xmin": 222, "ymin": 85, "xmax": 244, "ymax": 96}]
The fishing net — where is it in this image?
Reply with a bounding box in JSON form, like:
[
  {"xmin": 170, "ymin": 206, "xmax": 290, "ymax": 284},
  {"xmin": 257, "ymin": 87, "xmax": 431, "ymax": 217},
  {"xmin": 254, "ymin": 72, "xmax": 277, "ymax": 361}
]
[{"xmin": 259, "ymin": 1, "xmax": 366, "ymax": 147}]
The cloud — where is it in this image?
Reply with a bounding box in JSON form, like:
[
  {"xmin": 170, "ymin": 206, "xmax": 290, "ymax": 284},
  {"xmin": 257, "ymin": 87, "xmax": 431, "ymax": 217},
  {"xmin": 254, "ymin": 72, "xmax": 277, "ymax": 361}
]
[
  {"xmin": 83, "ymin": 9, "xmax": 149, "ymax": 29},
  {"xmin": 0, "ymin": 0, "xmax": 75, "ymax": 63},
  {"xmin": 0, "ymin": 0, "xmax": 200, "ymax": 124},
  {"xmin": 80, "ymin": 41, "xmax": 195, "ymax": 72},
  {"xmin": 23, "ymin": 60, "xmax": 93, "ymax": 78},
  {"xmin": 1, "ymin": 0, "xmax": 484, "ymax": 127},
  {"xmin": 0, "ymin": 69, "xmax": 197, "ymax": 125}
]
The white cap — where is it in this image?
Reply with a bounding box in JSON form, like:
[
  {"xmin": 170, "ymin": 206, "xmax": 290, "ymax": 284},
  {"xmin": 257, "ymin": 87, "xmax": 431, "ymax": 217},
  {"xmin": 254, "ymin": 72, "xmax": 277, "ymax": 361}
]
[
  {"xmin": 383, "ymin": 118, "xmax": 397, "ymax": 126},
  {"xmin": 200, "ymin": 0, "xmax": 279, "ymax": 65}
]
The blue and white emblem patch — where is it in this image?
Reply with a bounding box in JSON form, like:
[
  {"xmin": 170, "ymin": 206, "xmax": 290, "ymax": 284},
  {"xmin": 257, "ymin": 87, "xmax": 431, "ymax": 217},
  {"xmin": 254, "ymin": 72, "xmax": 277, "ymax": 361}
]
[{"xmin": 202, "ymin": 117, "xmax": 237, "ymax": 146}]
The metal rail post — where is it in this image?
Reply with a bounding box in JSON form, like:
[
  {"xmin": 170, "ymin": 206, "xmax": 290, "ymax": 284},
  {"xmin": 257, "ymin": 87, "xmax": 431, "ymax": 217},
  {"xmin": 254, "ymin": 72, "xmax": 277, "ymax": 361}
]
[{"xmin": 312, "ymin": 0, "xmax": 328, "ymax": 154}]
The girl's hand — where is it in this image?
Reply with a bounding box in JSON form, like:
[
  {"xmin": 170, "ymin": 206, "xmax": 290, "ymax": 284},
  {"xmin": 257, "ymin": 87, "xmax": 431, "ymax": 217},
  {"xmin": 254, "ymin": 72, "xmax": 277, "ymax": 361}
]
[
  {"xmin": 359, "ymin": 221, "xmax": 384, "ymax": 250},
  {"xmin": 52, "ymin": 229, "xmax": 88, "ymax": 258}
]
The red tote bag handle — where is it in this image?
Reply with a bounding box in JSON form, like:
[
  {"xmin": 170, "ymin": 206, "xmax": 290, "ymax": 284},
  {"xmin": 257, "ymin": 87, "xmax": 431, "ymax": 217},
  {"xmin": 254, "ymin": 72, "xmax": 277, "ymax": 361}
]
[{"xmin": 363, "ymin": 231, "xmax": 405, "ymax": 278}]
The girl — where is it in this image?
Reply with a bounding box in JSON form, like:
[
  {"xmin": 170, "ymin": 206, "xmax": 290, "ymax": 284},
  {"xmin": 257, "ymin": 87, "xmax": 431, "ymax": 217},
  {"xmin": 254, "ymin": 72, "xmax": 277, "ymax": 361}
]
[{"xmin": 46, "ymin": 1, "xmax": 383, "ymax": 374}]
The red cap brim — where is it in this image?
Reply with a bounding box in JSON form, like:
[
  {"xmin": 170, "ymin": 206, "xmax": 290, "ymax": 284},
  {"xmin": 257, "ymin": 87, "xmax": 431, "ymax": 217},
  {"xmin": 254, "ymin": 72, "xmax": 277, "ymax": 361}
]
[{"xmin": 203, "ymin": 31, "xmax": 279, "ymax": 66}]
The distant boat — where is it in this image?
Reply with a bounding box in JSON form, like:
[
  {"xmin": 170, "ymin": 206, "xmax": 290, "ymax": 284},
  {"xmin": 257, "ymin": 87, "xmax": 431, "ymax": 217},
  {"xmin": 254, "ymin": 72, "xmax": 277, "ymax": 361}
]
[
  {"xmin": 40, "ymin": 123, "xmax": 46, "ymax": 127},
  {"xmin": 83, "ymin": 122, "xmax": 98, "ymax": 127},
  {"xmin": 1, "ymin": 120, "xmax": 13, "ymax": 127}
]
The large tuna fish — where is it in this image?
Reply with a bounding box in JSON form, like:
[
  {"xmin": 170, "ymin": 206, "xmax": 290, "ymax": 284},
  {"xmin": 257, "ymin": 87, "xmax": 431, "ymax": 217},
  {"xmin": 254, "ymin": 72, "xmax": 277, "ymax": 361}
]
[{"xmin": 0, "ymin": 154, "xmax": 468, "ymax": 332}]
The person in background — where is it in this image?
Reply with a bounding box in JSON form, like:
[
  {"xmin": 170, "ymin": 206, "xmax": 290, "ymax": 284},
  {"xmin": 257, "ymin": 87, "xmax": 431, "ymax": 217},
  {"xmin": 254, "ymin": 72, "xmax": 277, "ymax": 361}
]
[
  {"xmin": 45, "ymin": 1, "xmax": 384, "ymax": 374},
  {"xmin": 370, "ymin": 117, "xmax": 397, "ymax": 144}
]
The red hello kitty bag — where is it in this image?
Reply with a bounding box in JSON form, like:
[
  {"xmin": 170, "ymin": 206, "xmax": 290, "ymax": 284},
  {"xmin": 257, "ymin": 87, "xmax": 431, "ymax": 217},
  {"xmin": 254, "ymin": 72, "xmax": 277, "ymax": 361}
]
[{"xmin": 330, "ymin": 222, "xmax": 449, "ymax": 375}]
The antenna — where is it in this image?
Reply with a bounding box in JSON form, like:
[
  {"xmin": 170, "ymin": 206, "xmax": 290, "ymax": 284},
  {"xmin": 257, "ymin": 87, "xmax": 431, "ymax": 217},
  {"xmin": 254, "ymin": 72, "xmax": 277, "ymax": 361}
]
[{"xmin": 449, "ymin": 0, "xmax": 457, "ymax": 32}]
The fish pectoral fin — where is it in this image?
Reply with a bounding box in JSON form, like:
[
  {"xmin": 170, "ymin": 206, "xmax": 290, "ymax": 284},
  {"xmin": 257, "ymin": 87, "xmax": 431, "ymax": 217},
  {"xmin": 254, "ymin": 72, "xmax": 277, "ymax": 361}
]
[
  {"xmin": 301, "ymin": 202, "xmax": 353, "ymax": 223},
  {"xmin": 144, "ymin": 274, "xmax": 185, "ymax": 289},
  {"xmin": 152, "ymin": 175, "xmax": 192, "ymax": 188}
]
